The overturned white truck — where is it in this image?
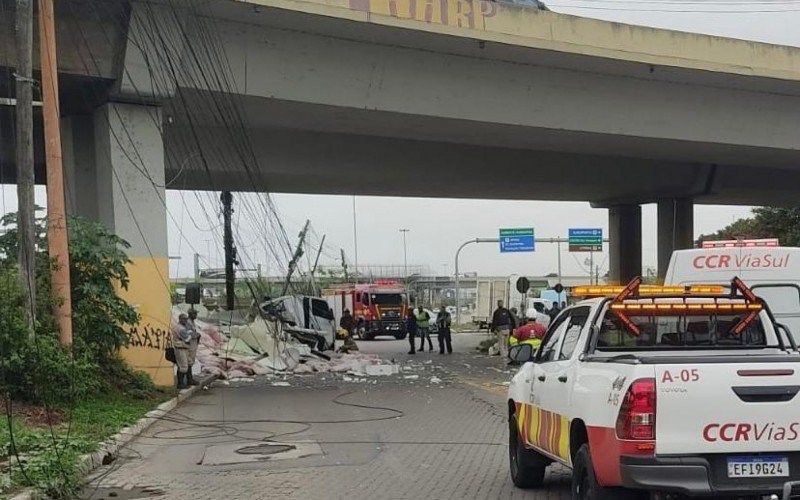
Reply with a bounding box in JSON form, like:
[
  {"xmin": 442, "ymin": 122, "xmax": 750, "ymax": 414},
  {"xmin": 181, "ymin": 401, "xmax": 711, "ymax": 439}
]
[{"xmin": 256, "ymin": 295, "xmax": 337, "ymax": 351}]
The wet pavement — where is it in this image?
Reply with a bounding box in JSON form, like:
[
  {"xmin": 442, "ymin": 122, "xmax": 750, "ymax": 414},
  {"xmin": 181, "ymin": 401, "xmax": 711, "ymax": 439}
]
[{"xmin": 81, "ymin": 332, "xmax": 571, "ymax": 500}]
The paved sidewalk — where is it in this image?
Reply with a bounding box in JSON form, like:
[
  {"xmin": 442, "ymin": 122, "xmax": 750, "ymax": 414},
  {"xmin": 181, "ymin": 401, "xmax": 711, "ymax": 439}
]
[{"xmin": 82, "ymin": 333, "xmax": 570, "ymax": 500}]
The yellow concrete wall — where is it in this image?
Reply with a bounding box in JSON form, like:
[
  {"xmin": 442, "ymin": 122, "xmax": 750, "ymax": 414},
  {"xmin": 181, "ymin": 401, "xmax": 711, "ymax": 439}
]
[
  {"xmin": 117, "ymin": 256, "xmax": 174, "ymax": 387},
  {"xmin": 239, "ymin": 0, "xmax": 800, "ymax": 81}
]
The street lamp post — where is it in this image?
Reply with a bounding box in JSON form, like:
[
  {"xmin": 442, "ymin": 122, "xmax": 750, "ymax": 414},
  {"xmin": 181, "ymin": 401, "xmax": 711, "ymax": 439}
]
[
  {"xmin": 454, "ymin": 238, "xmax": 500, "ymax": 325},
  {"xmin": 400, "ymin": 229, "xmax": 409, "ymax": 287},
  {"xmin": 453, "ymin": 236, "xmax": 611, "ymax": 325}
]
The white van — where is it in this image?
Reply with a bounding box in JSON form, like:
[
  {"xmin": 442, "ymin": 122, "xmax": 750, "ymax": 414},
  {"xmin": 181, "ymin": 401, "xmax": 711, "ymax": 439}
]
[{"xmin": 664, "ymin": 240, "xmax": 800, "ymax": 343}]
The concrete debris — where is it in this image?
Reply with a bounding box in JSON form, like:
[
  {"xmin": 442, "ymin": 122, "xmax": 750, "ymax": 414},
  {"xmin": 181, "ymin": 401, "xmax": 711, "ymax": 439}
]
[
  {"xmin": 403, "ymin": 375, "xmax": 419, "ymax": 380},
  {"xmin": 430, "ymin": 376, "xmax": 442, "ymax": 384},
  {"xmin": 365, "ymin": 365, "xmax": 395, "ymax": 376},
  {"xmin": 271, "ymin": 381, "xmax": 291, "ymax": 387},
  {"xmin": 174, "ymin": 307, "xmax": 400, "ymax": 382},
  {"xmin": 227, "ymin": 369, "xmax": 252, "ymax": 379},
  {"xmin": 228, "ymin": 377, "xmax": 255, "ymax": 383}
]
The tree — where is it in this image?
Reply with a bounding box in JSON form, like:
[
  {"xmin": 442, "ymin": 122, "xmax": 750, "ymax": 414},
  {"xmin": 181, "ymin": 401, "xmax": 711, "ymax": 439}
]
[
  {"xmin": 697, "ymin": 207, "xmax": 800, "ymax": 246},
  {"xmin": 0, "ymin": 212, "xmax": 140, "ymax": 358}
]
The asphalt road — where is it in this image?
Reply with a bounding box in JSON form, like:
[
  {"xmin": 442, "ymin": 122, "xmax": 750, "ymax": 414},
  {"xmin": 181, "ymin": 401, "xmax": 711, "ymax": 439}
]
[{"xmin": 82, "ymin": 333, "xmax": 571, "ymax": 500}]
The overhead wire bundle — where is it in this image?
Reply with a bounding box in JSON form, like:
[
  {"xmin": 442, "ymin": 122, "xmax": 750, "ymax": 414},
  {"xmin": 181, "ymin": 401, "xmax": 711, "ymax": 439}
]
[{"xmin": 1, "ymin": 0, "xmax": 348, "ymax": 493}]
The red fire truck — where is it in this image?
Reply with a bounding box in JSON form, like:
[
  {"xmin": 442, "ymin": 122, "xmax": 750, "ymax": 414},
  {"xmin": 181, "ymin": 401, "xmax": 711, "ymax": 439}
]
[{"xmin": 324, "ymin": 281, "xmax": 409, "ymax": 340}]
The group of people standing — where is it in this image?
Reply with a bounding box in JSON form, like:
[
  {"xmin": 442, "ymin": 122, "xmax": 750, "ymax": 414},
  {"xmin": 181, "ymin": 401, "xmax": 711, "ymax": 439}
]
[
  {"xmin": 170, "ymin": 309, "xmax": 201, "ymax": 389},
  {"xmin": 405, "ymin": 306, "xmax": 453, "ymax": 355},
  {"xmin": 490, "ymin": 299, "xmax": 565, "ymax": 357}
]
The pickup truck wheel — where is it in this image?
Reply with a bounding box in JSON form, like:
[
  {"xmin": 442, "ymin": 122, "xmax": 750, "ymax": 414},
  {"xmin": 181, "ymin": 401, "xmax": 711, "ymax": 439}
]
[
  {"xmin": 572, "ymin": 443, "xmax": 640, "ymax": 500},
  {"xmin": 509, "ymin": 415, "xmax": 546, "ymax": 488}
]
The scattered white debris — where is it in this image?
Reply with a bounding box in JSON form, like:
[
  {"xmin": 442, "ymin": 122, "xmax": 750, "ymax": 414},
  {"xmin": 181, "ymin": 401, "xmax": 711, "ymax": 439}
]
[
  {"xmin": 430, "ymin": 376, "xmax": 442, "ymax": 384},
  {"xmin": 423, "ymin": 360, "xmax": 433, "ymax": 365},
  {"xmin": 403, "ymin": 375, "xmax": 419, "ymax": 380},
  {"xmin": 229, "ymin": 377, "xmax": 255, "ymax": 383},
  {"xmin": 271, "ymin": 381, "xmax": 291, "ymax": 387},
  {"xmin": 366, "ymin": 365, "xmax": 395, "ymax": 376}
]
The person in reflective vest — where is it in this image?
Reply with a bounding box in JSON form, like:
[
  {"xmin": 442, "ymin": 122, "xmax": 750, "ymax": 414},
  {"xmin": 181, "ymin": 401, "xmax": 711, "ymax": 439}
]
[
  {"xmin": 509, "ymin": 316, "xmax": 546, "ymax": 351},
  {"xmin": 415, "ymin": 307, "xmax": 433, "ymax": 352}
]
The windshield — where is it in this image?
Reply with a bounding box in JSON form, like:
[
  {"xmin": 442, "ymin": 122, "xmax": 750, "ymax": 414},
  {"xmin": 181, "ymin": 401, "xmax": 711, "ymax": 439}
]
[
  {"xmin": 596, "ymin": 311, "xmax": 771, "ymax": 350},
  {"xmin": 370, "ymin": 293, "xmax": 404, "ymax": 306}
]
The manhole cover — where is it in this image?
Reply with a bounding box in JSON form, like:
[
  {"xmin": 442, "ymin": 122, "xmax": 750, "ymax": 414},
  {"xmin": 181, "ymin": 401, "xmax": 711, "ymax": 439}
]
[{"xmin": 236, "ymin": 444, "xmax": 296, "ymax": 455}]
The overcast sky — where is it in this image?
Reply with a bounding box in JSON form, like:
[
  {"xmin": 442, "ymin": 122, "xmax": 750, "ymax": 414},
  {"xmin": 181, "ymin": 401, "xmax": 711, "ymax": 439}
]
[{"xmin": 2, "ymin": 1, "xmax": 796, "ymax": 279}]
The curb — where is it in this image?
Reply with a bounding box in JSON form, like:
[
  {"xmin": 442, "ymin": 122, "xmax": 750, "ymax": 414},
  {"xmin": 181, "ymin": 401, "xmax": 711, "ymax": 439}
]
[{"xmin": 9, "ymin": 373, "xmax": 219, "ymax": 500}]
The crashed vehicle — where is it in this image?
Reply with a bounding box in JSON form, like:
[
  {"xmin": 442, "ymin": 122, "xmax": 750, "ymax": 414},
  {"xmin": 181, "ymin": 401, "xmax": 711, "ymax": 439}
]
[{"xmin": 256, "ymin": 295, "xmax": 336, "ymax": 351}]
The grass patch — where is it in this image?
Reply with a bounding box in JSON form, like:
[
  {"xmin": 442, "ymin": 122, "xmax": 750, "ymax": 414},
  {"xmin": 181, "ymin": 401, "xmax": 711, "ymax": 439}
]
[{"xmin": 1, "ymin": 390, "xmax": 172, "ymax": 499}]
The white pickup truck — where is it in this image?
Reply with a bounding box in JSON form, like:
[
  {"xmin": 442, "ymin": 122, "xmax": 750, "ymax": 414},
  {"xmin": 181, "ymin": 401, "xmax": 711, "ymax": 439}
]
[{"xmin": 506, "ymin": 278, "xmax": 800, "ymax": 499}]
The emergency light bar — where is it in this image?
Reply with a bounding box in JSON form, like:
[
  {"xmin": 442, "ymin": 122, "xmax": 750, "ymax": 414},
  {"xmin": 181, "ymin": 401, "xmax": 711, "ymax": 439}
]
[
  {"xmin": 573, "ymin": 284, "xmax": 726, "ymax": 297},
  {"xmin": 609, "ymin": 303, "xmax": 762, "ymax": 313},
  {"xmin": 701, "ymin": 238, "xmax": 779, "ymax": 249},
  {"xmin": 606, "ymin": 276, "xmax": 763, "ymax": 336}
]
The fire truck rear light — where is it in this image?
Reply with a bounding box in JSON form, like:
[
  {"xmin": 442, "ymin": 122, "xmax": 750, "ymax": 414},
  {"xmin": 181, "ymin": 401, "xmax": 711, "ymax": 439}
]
[{"xmin": 616, "ymin": 378, "xmax": 656, "ymax": 443}]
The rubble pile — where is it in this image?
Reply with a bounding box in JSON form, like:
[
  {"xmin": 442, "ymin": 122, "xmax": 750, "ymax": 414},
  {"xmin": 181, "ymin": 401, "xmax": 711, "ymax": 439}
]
[{"xmin": 171, "ymin": 308, "xmax": 398, "ymax": 380}]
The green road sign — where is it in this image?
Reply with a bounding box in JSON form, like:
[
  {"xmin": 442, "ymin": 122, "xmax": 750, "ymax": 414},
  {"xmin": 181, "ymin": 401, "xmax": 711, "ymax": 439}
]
[{"xmin": 569, "ymin": 228, "xmax": 602, "ymax": 252}]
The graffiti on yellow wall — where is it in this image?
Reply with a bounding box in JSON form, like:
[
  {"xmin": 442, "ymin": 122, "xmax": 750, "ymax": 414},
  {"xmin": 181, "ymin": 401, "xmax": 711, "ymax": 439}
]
[
  {"xmin": 348, "ymin": 0, "xmax": 497, "ymax": 29},
  {"xmin": 128, "ymin": 324, "xmax": 170, "ymax": 350},
  {"xmin": 117, "ymin": 257, "xmax": 174, "ymax": 387}
]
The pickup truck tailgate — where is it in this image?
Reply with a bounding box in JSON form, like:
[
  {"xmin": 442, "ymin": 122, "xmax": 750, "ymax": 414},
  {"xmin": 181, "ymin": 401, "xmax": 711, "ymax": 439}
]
[{"xmin": 655, "ymin": 361, "xmax": 800, "ymax": 455}]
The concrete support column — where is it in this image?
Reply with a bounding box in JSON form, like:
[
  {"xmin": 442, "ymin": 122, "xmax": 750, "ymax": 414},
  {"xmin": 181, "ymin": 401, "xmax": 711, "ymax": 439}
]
[
  {"xmin": 608, "ymin": 204, "xmax": 642, "ymax": 284},
  {"xmin": 657, "ymin": 198, "xmax": 694, "ymax": 280},
  {"xmin": 62, "ymin": 115, "xmax": 98, "ymax": 219},
  {"xmin": 94, "ymin": 102, "xmax": 173, "ymax": 386}
]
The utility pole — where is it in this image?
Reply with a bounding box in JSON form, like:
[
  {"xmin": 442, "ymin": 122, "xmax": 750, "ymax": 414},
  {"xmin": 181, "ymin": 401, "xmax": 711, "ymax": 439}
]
[
  {"xmin": 311, "ymin": 234, "xmax": 325, "ymax": 276},
  {"xmin": 399, "ymin": 229, "xmax": 409, "ymax": 287},
  {"xmin": 352, "ymin": 196, "xmax": 358, "ymax": 284},
  {"xmin": 221, "ymin": 191, "xmax": 237, "ymax": 310},
  {"xmin": 15, "ymin": 0, "xmax": 36, "ymax": 334},
  {"xmin": 39, "ymin": 0, "xmax": 72, "ymax": 346},
  {"xmin": 309, "ymin": 234, "xmax": 325, "ymax": 295},
  {"xmin": 340, "ymin": 248, "xmax": 349, "ymax": 281},
  {"xmin": 283, "ymin": 220, "xmax": 310, "ymax": 295},
  {"xmin": 193, "ymin": 253, "xmax": 200, "ymax": 280}
]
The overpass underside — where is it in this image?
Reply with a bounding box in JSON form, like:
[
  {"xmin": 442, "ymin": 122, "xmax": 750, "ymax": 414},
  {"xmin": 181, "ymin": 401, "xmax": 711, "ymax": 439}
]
[{"xmin": 3, "ymin": 0, "xmax": 800, "ymax": 381}]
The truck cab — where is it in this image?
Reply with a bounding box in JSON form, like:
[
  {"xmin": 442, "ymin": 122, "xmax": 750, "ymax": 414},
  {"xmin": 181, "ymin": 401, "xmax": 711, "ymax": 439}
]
[{"xmin": 507, "ymin": 278, "xmax": 800, "ymax": 499}]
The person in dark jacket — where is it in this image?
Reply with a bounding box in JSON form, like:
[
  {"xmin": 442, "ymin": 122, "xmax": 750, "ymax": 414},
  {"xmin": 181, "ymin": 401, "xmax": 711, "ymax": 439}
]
[
  {"xmin": 490, "ymin": 300, "xmax": 516, "ymax": 357},
  {"xmin": 549, "ymin": 302, "xmax": 562, "ymax": 321},
  {"xmin": 340, "ymin": 309, "xmax": 356, "ymax": 337},
  {"xmin": 436, "ymin": 305, "xmax": 453, "ymax": 354},
  {"xmin": 405, "ymin": 308, "xmax": 418, "ymax": 354}
]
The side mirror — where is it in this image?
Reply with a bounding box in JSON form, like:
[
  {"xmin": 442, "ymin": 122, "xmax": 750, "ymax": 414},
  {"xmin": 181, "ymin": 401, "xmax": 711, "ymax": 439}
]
[{"xmin": 508, "ymin": 343, "xmax": 535, "ymax": 364}]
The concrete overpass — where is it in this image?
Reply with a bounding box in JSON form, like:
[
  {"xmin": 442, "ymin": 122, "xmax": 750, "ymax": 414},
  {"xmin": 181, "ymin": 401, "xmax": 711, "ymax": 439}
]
[{"xmin": 3, "ymin": 0, "xmax": 800, "ymax": 381}]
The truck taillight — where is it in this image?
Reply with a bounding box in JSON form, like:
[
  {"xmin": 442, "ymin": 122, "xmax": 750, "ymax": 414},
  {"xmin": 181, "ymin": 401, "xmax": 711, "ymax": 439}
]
[{"xmin": 616, "ymin": 378, "xmax": 656, "ymax": 441}]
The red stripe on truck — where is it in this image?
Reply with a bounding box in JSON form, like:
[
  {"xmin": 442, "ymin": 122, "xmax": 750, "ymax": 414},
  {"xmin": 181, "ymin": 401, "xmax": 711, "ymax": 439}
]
[{"xmin": 586, "ymin": 426, "xmax": 654, "ymax": 486}]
